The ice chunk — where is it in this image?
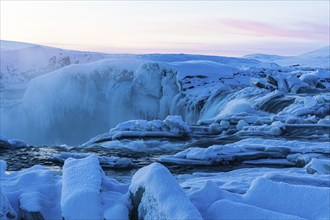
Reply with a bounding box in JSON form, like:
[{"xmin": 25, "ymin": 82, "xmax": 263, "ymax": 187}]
[
  {"xmin": 163, "ymin": 115, "xmax": 190, "ymax": 135},
  {"xmin": 305, "ymin": 158, "xmax": 330, "ymax": 174},
  {"xmin": 7, "ymin": 139, "xmax": 27, "ymax": 148},
  {"xmin": 129, "ymin": 163, "xmax": 202, "ymax": 220},
  {"xmin": 236, "ymin": 119, "xmax": 248, "ymax": 130}
]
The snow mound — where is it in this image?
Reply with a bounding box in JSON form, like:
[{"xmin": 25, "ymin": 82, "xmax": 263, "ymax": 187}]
[
  {"xmin": 129, "ymin": 163, "xmax": 202, "ymax": 220},
  {"xmin": 0, "ymin": 163, "xmax": 62, "ymax": 219},
  {"xmin": 244, "ymin": 176, "xmax": 330, "ymax": 219}
]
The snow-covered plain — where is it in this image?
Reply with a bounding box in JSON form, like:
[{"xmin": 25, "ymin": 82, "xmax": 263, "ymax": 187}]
[{"xmin": 1, "ymin": 40, "xmax": 330, "ymax": 219}]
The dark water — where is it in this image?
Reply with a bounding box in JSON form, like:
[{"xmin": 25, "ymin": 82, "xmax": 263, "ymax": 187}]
[
  {"xmin": 1, "ymin": 132, "xmax": 327, "ymax": 183},
  {"xmin": 0, "ymin": 135, "xmax": 245, "ymax": 182}
]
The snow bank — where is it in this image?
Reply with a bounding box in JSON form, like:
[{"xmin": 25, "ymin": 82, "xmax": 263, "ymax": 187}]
[
  {"xmin": 0, "ymin": 164, "xmax": 62, "ymax": 219},
  {"xmin": 61, "ymin": 155, "xmax": 103, "ymax": 219},
  {"xmin": 244, "ymin": 176, "xmax": 330, "ymax": 219},
  {"xmin": 206, "ymin": 199, "xmax": 303, "ymax": 220},
  {"xmin": 129, "ymin": 163, "xmax": 202, "ymax": 220}
]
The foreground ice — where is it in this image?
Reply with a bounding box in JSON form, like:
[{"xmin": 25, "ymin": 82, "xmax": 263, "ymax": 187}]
[{"xmin": 1, "ymin": 153, "xmax": 329, "ymax": 219}]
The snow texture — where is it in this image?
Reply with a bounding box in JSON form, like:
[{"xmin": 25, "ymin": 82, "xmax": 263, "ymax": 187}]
[{"xmin": 61, "ymin": 155, "xmax": 103, "ymax": 219}]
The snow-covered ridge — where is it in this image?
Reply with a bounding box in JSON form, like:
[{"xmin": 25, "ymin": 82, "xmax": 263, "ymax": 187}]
[{"xmin": 245, "ymin": 45, "xmax": 330, "ymax": 68}]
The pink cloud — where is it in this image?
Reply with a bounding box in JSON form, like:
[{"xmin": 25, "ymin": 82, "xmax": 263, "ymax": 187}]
[{"xmin": 216, "ymin": 19, "xmax": 329, "ymax": 41}]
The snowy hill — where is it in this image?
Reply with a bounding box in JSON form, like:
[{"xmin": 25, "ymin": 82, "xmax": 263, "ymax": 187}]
[
  {"xmin": 0, "ymin": 40, "xmax": 36, "ymax": 51},
  {"xmin": 243, "ymin": 53, "xmax": 289, "ymax": 62},
  {"xmin": 275, "ymin": 45, "xmax": 330, "ymax": 68},
  {"xmin": 244, "ymin": 46, "xmax": 330, "ymax": 68},
  {"xmin": 0, "ymin": 40, "xmax": 115, "ymax": 89}
]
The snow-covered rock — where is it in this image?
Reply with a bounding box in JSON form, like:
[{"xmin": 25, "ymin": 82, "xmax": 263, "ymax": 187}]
[{"xmin": 129, "ymin": 163, "xmax": 203, "ymax": 220}]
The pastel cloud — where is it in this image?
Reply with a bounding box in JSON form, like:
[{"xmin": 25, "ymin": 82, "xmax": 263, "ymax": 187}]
[{"xmin": 219, "ymin": 19, "xmax": 329, "ymax": 41}]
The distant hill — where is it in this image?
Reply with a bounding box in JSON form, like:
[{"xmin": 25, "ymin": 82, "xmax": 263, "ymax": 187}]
[
  {"xmin": 275, "ymin": 46, "xmax": 330, "ymax": 68},
  {"xmin": 243, "ymin": 54, "xmax": 289, "ymax": 62},
  {"xmin": 244, "ymin": 46, "xmax": 330, "ymax": 68}
]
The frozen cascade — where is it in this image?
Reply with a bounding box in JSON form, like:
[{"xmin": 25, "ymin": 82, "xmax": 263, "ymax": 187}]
[
  {"xmin": 2, "ymin": 51, "xmax": 330, "ymax": 145},
  {"xmin": 1, "ymin": 61, "xmax": 183, "ymax": 145}
]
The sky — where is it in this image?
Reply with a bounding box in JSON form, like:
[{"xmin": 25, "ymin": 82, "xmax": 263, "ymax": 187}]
[{"xmin": 1, "ymin": 1, "xmax": 329, "ymax": 56}]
